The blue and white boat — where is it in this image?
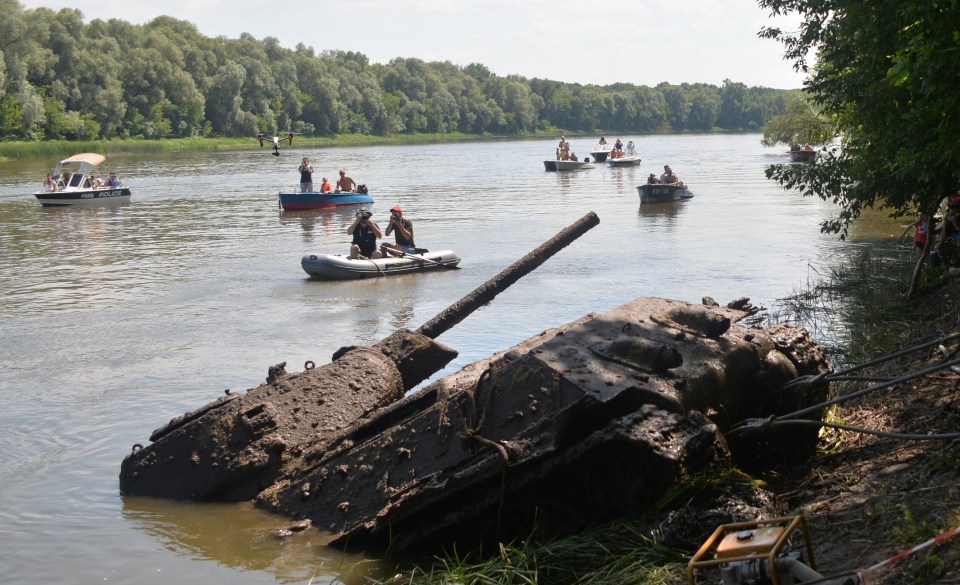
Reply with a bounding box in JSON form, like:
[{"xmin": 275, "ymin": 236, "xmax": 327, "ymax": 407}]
[
  {"xmin": 34, "ymin": 153, "xmax": 131, "ymax": 206},
  {"xmin": 278, "ymin": 189, "xmax": 373, "ymax": 211}
]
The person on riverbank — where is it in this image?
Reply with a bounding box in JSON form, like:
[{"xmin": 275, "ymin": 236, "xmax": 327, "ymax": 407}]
[
  {"xmin": 348, "ymin": 207, "xmax": 382, "ymax": 260},
  {"xmin": 336, "ymin": 169, "xmax": 357, "ymax": 193},
  {"xmin": 381, "ymin": 205, "xmax": 416, "ymax": 256},
  {"xmin": 298, "ymin": 157, "xmax": 314, "ymax": 192},
  {"xmin": 907, "ymin": 213, "xmax": 934, "ymax": 258}
]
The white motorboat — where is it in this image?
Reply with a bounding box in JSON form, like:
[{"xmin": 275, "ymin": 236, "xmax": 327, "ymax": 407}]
[
  {"xmin": 607, "ymin": 155, "xmax": 642, "ymax": 167},
  {"xmin": 34, "ymin": 153, "xmax": 130, "ymax": 206},
  {"xmin": 544, "ymin": 159, "xmax": 592, "ymax": 171}
]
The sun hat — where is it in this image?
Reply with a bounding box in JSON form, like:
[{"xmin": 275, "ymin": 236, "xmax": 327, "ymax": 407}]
[{"xmin": 390, "ymin": 205, "xmax": 402, "ymax": 213}]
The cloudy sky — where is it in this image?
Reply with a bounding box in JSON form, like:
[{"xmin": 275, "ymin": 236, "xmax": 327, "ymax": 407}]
[{"xmin": 20, "ymin": 0, "xmax": 807, "ymax": 89}]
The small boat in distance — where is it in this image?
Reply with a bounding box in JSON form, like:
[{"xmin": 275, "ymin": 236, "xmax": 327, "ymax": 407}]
[
  {"xmin": 34, "ymin": 153, "xmax": 131, "ymax": 206},
  {"xmin": 590, "ymin": 144, "xmax": 612, "ymax": 162},
  {"xmin": 544, "ymin": 159, "xmax": 592, "ymax": 171},
  {"xmin": 279, "ymin": 189, "xmax": 373, "ymax": 211},
  {"xmin": 637, "ymin": 183, "xmax": 694, "ymax": 204},
  {"xmin": 607, "ymin": 155, "xmax": 642, "ymax": 167},
  {"xmin": 789, "ymin": 149, "xmax": 817, "ymax": 163},
  {"xmin": 301, "ymin": 249, "xmax": 461, "ymax": 280}
]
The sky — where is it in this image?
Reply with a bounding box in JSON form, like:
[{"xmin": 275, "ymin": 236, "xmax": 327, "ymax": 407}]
[{"xmin": 20, "ymin": 0, "xmax": 807, "ymax": 90}]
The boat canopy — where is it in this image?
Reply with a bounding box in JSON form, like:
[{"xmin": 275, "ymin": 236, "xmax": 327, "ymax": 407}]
[
  {"xmin": 60, "ymin": 153, "xmax": 106, "ymax": 167},
  {"xmin": 53, "ymin": 152, "xmax": 106, "ymax": 178}
]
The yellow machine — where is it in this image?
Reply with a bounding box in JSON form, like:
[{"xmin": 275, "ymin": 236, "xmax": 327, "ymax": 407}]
[{"xmin": 687, "ymin": 515, "xmax": 853, "ymax": 585}]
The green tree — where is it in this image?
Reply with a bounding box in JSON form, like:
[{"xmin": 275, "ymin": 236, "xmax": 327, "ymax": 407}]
[
  {"xmin": 760, "ymin": 97, "xmax": 834, "ymax": 147},
  {"xmin": 0, "ymin": 95, "xmax": 24, "ymax": 137},
  {"xmin": 759, "ymin": 0, "xmax": 960, "ymax": 295}
]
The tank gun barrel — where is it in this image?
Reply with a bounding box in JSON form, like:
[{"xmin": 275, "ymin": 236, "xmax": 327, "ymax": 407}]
[{"xmin": 417, "ymin": 211, "xmax": 599, "ymax": 340}]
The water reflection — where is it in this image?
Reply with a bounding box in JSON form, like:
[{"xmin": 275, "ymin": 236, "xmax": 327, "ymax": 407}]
[
  {"xmin": 121, "ymin": 497, "xmax": 388, "ymax": 585},
  {"xmin": 636, "ymin": 199, "xmax": 689, "ymax": 231}
]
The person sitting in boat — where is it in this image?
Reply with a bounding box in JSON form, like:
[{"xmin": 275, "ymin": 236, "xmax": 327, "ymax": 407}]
[
  {"xmin": 569, "ymin": 151, "xmax": 579, "ymax": 162},
  {"xmin": 105, "ymin": 171, "xmax": 121, "ymax": 188},
  {"xmin": 647, "ymin": 173, "xmax": 659, "ymax": 184},
  {"xmin": 90, "ymin": 176, "xmax": 103, "ymax": 189},
  {"xmin": 336, "ymin": 169, "xmax": 358, "ymax": 193},
  {"xmin": 43, "ymin": 173, "xmax": 57, "ymax": 192},
  {"xmin": 802, "ymin": 143, "xmax": 815, "ymax": 152},
  {"xmin": 381, "ymin": 205, "xmax": 416, "ymax": 256},
  {"xmin": 660, "ymin": 165, "xmax": 680, "ymax": 184},
  {"xmin": 790, "ymin": 143, "xmax": 802, "ymax": 153},
  {"xmin": 298, "ymin": 157, "xmax": 314, "ymax": 192},
  {"xmin": 625, "ymin": 141, "xmax": 636, "ymax": 155},
  {"xmin": 321, "ymin": 177, "xmax": 332, "ymax": 193},
  {"xmin": 348, "ymin": 208, "xmax": 383, "ymax": 260},
  {"xmin": 598, "ymin": 136, "xmax": 607, "ymax": 146}
]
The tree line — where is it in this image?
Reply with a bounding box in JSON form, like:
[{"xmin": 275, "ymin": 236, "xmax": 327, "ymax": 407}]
[{"xmin": 0, "ymin": 1, "xmax": 801, "ymax": 141}]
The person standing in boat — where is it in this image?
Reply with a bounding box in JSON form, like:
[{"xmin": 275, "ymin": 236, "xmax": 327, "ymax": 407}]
[
  {"xmin": 298, "ymin": 157, "xmax": 314, "ymax": 192},
  {"xmin": 625, "ymin": 140, "xmax": 636, "ymax": 155},
  {"xmin": 43, "ymin": 173, "xmax": 57, "ymax": 192},
  {"xmin": 381, "ymin": 205, "xmax": 416, "ymax": 256},
  {"xmin": 348, "ymin": 208, "xmax": 383, "ymax": 260},
  {"xmin": 660, "ymin": 165, "xmax": 680, "ymax": 184}
]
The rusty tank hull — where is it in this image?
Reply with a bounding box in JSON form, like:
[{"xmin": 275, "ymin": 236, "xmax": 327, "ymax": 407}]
[
  {"xmin": 251, "ymin": 297, "xmax": 831, "ymax": 552},
  {"xmin": 119, "ymin": 332, "xmax": 458, "ymax": 501}
]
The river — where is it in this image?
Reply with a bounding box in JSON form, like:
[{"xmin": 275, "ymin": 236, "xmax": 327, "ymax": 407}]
[{"xmin": 0, "ymin": 134, "xmax": 899, "ymax": 584}]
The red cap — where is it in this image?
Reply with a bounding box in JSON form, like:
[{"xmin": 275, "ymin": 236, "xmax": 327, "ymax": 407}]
[{"xmin": 390, "ymin": 205, "xmax": 402, "ymax": 213}]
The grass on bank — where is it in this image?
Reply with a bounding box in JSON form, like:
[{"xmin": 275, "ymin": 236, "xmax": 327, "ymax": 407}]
[
  {"xmin": 0, "ymin": 131, "xmax": 563, "ymax": 162},
  {"xmin": 366, "ymin": 248, "xmax": 959, "ymax": 585},
  {"xmin": 0, "ymin": 127, "xmax": 751, "ymax": 162}
]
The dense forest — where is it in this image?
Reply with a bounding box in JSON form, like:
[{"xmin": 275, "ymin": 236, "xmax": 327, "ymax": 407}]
[{"xmin": 0, "ymin": 1, "xmax": 801, "ymax": 141}]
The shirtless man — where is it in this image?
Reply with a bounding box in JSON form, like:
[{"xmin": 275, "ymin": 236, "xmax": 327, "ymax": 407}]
[
  {"xmin": 335, "ymin": 169, "xmax": 358, "ymax": 193},
  {"xmin": 660, "ymin": 165, "xmax": 680, "ymax": 184}
]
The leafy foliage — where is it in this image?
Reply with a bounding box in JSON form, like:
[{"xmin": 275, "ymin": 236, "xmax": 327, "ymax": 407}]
[
  {"xmin": 759, "ymin": 0, "xmax": 960, "ymax": 231},
  {"xmin": 760, "ymin": 96, "xmax": 834, "ymax": 147},
  {"xmin": 1, "ymin": 3, "xmax": 798, "ymax": 141}
]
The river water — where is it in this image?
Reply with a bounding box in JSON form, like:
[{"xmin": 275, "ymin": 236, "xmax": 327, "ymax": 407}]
[{"xmin": 0, "ymin": 135, "xmax": 899, "ymax": 585}]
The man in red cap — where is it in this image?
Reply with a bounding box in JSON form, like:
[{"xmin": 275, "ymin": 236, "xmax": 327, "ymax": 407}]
[{"xmin": 382, "ymin": 205, "xmax": 416, "ymax": 256}]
